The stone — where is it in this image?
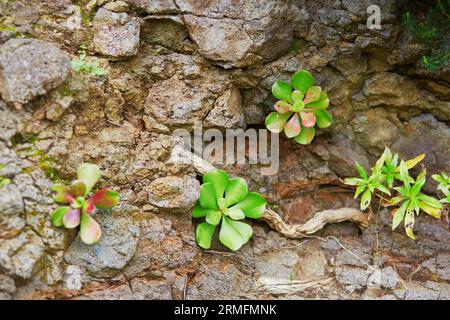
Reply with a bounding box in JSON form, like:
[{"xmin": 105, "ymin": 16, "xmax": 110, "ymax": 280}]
[
  {"xmin": 0, "ymin": 38, "xmax": 71, "ymax": 103},
  {"xmin": 0, "ymin": 184, "xmax": 24, "ymax": 216},
  {"xmin": 187, "ymin": 256, "xmax": 255, "ymax": 299},
  {"xmin": 64, "ymin": 265, "xmax": 84, "ymax": 291},
  {"xmin": 335, "ymin": 266, "xmax": 370, "ymax": 292},
  {"xmin": 103, "ymin": 1, "xmax": 129, "ymax": 12},
  {"xmin": 0, "ymin": 102, "xmax": 19, "ymax": 142},
  {"xmin": 180, "ymin": 0, "xmax": 298, "ymax": 68},
  {"xmin": 325, "ymin": 134, "xmax": 371, "ymax": 177},
  {"xmin": 127, "ymin": 0, "xmax": 179, "ymax": 14},
  {"xmin": 203, "ymin": 85, "xmax": 246, "ymax": 129},
  {"xmin": 351, "ymin": 108, "xmax": 399, "ymax": 153},
  {"xmin": 0, "ymin": 273, "xmax": 16, "ymax": 294},
  {"xmin": 0, "ymin": 230, "xmax": 45, "ymax": 279},
  {"xmin": 93, "ymin": 8, "xmax": 140, "ymax": 58},
  {"xmin": 147, "ymin": 176, "xmax": 200, "ymax": 213},
  {"xmin": 391, "ymin": 115, "xmax": 450, "ymax": 192},
  {"xmin": 367, "ymin": 267, "xmax": 398, "ymax": 290},
  {"xmin": 255, "ymin": 249, "xmax": 299, "ymax": 280},
  {"xmin": 64, "ymin": 212, "xmax": 140, "ymax": 277}
]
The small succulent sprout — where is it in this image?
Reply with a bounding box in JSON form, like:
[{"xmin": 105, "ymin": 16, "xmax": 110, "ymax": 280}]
[
  {"xmin": 432, "ymin": 172, "xmax": 450, "ymax": 195},
  {"xmin": 377, "ymin": 147, "xmax": 425, "ymax": 188},
  {"xmin": 265, "ymin": 69, "xmax": 332, "ymax": 145},
  {"xmin": 344, "ymin": 161, "xmax": 390, "ymax": 211},
  {"xmin": 192, "ymin": 169, "xmax": 267, "ymax": 251},
  {"xmin": 391, "ymin": 162, "xmax": 442, "ymax": 239},
  {"xmin": 50, "ymin": 163, "xmax": 119, "ymax": 245}
]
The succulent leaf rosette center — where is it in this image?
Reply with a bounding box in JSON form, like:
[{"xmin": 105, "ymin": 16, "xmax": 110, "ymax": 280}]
[
  {"xmin": 192, "ymin": 169, "xmax": 267, "ymax": 251},
  {"xmin": 50, "ymin": 163, "xmax": 119, "ymax": 244},
  {"xmin": 265, "ymin": 69, "xmax": 333, "ymax": 145}
]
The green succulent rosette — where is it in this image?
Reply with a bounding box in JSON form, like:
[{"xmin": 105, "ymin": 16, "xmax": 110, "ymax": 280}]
[
  {"xmin": 50, "ymin": 163, "xmax": 119, "ymax": 244},
  {"xmin": 265, "ymin": 69, "xmax": 333, "ymax": 144},
  {"xmin": 192, "ymin": 169, "xmax": 267, "ymax": 251}
]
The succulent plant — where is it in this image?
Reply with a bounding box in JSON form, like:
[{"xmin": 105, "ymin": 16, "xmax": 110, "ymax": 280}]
[
  {"xmin": 345, "ymin": 149, "xmax": 442, "ymax": 240},
  {"xmin": 389, "ymin": 162, "xmax": 442, "ymax": 239},
  {"xmin": 432, "ymin": 172, "xmax": 450, "ymax": 195},
  {"xmin": 192, "ymin": 169, "xmax": 267, "ymax": 251},
  {"xmin": 265, "ymin": 69, "xmax": 332, "ymax": 145},
  {"xmin": 0, "ymin": 164, "xmax": 11, "ymax": 188},
  {"xmin": 50, "ymin": 163, "xmax": 119, "ymax": 244},
  {"xmin": 344, "ymin": 160, "xmax": 391, "ymax": 211}
]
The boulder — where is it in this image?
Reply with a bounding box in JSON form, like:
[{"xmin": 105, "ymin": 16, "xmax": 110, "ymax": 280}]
[
  {"xmin": 64, "ymin": 212, "xmax": 140, "ymax": 277},
  {"xmin": 147, "ymin": 176, "xmax": 200, "ymax": 212},
  {"xmin": 0, "ymin": 39, "xmax": 70, "ymax": 103},
  {"xmin": 93, "ymin": 8, "xmax": 140, "ymax": 58}
]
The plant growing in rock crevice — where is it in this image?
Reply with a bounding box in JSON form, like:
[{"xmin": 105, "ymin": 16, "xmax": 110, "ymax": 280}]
[
  {"xmin": 433, "ymin": 172, "xmax": 450, "ymax": 204},
  {"xmin": 50, "ymin": 163, "xmax": 119, "ymax": 244},
  {"xmin": 71, "ymin": 44, "xmax": 106, "ymax": 76},
  {"xmin": 0, "ymin": 164, "xmax": 11, "ymax": 188},
  {"xmin": 265, "ymin": 69, "xmax": 332, "ymax": 145},
  {"xmin": 192, "ymin": 169, "xmax": 267, "ymax": 251},
  {"xmin": 344, "ymin": 147, "xmax": 442, "ymax": 239}
]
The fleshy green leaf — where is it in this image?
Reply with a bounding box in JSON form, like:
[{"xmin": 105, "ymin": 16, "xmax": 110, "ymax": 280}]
[
  {"xmin": 291, "ymin": 90, "xmax": 304, "ymax": 103},
  {"xmin": 192, "ymin": 204, "xmax": 207, "ymax": 218},
  {"xmin": 196, "ymin": 222, "xmax": 216, "ymax": 249},
  {"xmin": 344, "ymin": 178, "xmax": 363, "ymax": 186},
  {"xmin": 51, "ymin": 206, "xmax": 71, "ymax": 227},
  {"xmin": 392, "ymin": 201, "xmax": 408, "ymax": 230},
  {"xmin": 77, "ymin": 163, "xmax": 101, "ymax": 196},
  {"xmin": 265, "ymin": 112, "xmax": 292, "ymax": 133},
  {"xmin": 284, "ymin": 113, "xmax": 301, "ymax": 138},
  {"xmin": 231, "ymin": 192, "xmax": 267, "ymax": 219},
  {"xmin": 90, "ymin": 189, "xmax": 119, "ymax": 209},
  {"xmin": 299, "ymin": 111, "xmax": 316, "ymax": 127},
  {"xmin": 355, "ymin": 161, "xmax": 368, "ymax": 180},
  {"xmin": 63, "ymin": 209, "xmax": 81, "ymax": 229},
  {"xmin": 314, "ymin": 109, "xmax": 333, "ymax": 128},
  {"xmin": 274, "ymin": 101, "xmax": 292, "ymax": 114},
  {"xmin": 203, "ymin": 169, "xmax": 229, "ymax": 200},
  {"xmin": 227, "ymin": 208, "xmax": 245, "ymax": 220},
  {"xmin": 199, "ymin": 182, "xmax": 218, "ymax": 210},
  {"xmin": 224, "ymin": 177, "xmax": 248, "ymax": 207},
  {"xmin": 304, "ymin": 86, "xmax": 322, "ymax": 104},
  {"xmin": 80, "ymin": 211, "xmax": 102, "ymax": 244},
  {"xmin": 398, "ymin": 160, "xmax": 410, "ymax": 188},
  {"xmin": 51, "ymin": 184, "xmax": 74, "ymax": 204},
  {"xmin": 306, "ymin": 92, "xmax": 329, "ymax": 110},
  {"xmin": 291, "ymin": 70, "xmax": 315, "ymax": 93},
  {"xmin": 419, "ymin": 201, "xmax": 441, "ymax": 219},
  {"xmin": 403, "ymin": 153, "xmax": 425, "ymax": 170},
  {"xmin": 360, "ymin": 188, "xmax": 372, "ymax": 210},
  {"xmin": 404, "ymin": 209, "xmax": 416, "ymax": 240},
  {"xmin": 272, "ymin": 80, "xmax": 292, "ymax": 101},
  {"xmin": 69, "ymin": 180, "xmax": 87, "ymax": 198},
  {"xmin": 418, "ymin": 194, "xmax": 442, "ymax": 209},
  {"xmin": 375, "ymin": 183, "xmax": 391, "ymax": 196},
  {"xmin": 205, "ymin": 209, "xmax": 222, "ymax": 225},
  {"xmin": 294, "ymin": 127, "xmax": 315, "ymax": 145},
  {"xmin": 219, "ymin": 217, "xmax": 253, "ymax": 251}
]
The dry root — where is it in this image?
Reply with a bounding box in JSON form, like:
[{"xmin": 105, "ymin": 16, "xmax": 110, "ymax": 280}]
[{"xmin": 171, "ymin": 146, "xmax": 368, "ymax": 239}]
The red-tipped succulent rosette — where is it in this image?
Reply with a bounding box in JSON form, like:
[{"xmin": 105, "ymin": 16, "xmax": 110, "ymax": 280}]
[
  {"xmin": 265, "ymin": 69, "xmax": 333, "ymax": 144},
  {"xmin": 50, "ymin": 163, "xmax": 119, "ymax": 244}
]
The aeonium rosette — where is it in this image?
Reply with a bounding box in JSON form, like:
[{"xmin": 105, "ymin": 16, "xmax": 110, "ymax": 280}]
[
  {"xmin": 192, "ymin": 169, "xmax": 267, "ymax": 251},
  {"xmin": 50, "ymin": 163, "xmax": 119, "ymax": 244},
  {"xmin": 265, "ymin": 69, "xmax": 333, "ymax": 145}
]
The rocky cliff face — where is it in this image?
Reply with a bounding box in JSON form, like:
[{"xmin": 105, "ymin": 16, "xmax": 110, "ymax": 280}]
[{"xmin": 0, "ymin": 0, "xmax": 449, "ymax": 300}]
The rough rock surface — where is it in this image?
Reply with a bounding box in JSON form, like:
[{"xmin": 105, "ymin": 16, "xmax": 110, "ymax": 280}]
[
  {"xmin": 93, "ymin": 8, "xmax": 140, "ymax": 58},
  {"xmin": 0, "ymin": 0, "xmax": 448, "ymax": 300},
  {"xmin": 64, "ymin": 212, "xmax": 140, "ymax": 277},
  {"xmin": 0, "ymin": 38, "xmax": 70, "ymax": 103}
]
